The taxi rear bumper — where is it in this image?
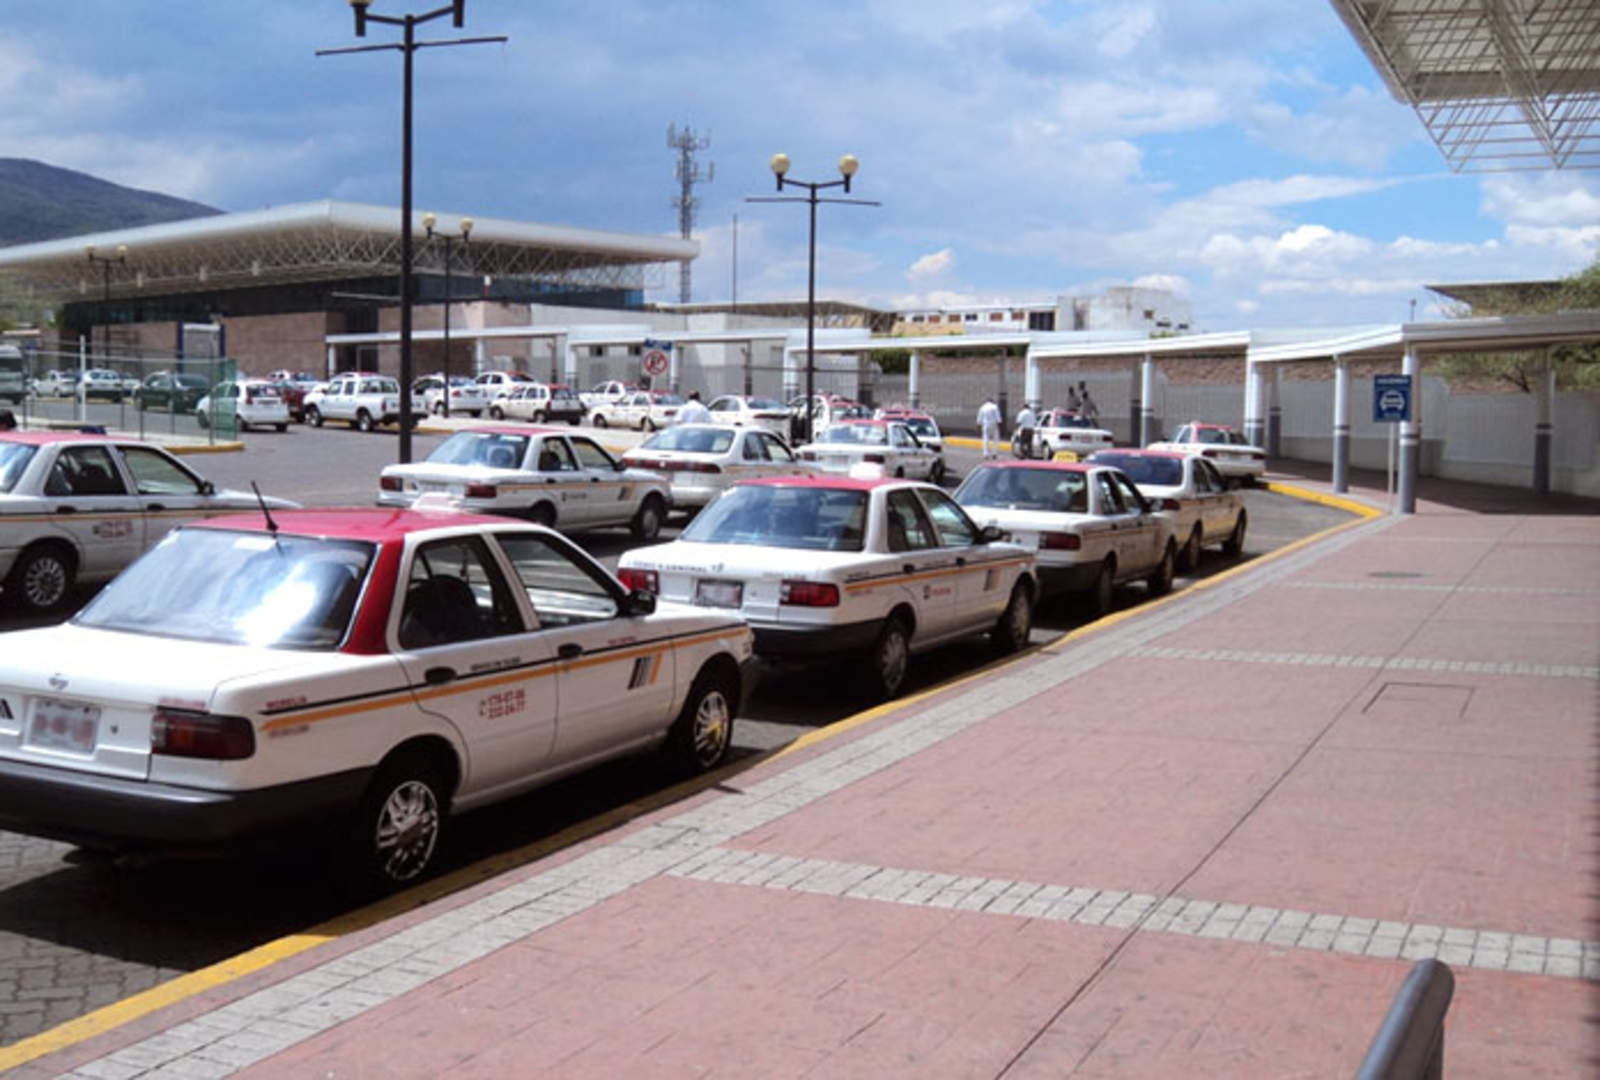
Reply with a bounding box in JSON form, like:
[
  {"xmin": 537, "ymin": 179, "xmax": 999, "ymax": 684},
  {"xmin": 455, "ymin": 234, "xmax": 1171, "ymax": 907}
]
[{"xmin": 750, "ymin": 617, "xmax": 883, "ymax": 657}]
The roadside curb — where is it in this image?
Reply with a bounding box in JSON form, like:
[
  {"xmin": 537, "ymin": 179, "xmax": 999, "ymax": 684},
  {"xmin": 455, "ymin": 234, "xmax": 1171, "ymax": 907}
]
[
  {"xmin": 1262, "ymin": 480, "xmax": 1383, "ymax": 519},
  {"xmin": 165, "ymin": 441, "xmax": 244, "ymax": 455}
]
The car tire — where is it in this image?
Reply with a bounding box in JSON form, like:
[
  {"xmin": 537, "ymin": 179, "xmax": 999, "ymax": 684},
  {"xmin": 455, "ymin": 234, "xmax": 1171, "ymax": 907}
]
[
  {"xmin": 490, "ymin": 405, "xmax": 505, "ymax": 420},
  {"xmin": 529, "ymin": 502, "xmax": 556, "ymax": 528},
  {"xmin": 1180, "ymin": 525, "xmax": 1202, "ymax": 572},
  {"xmin": 593, "ymin": 414, "xmax": 607, "ymax": 428},
  {"xmin": 893, "ymin": 466, "xmax": 906, "ymax": 478},
  {"xmin": 432, "ymin": 402, "xmax": 444, "ymax": 416},
  {"xmin": 349, "ymin": 752, "xmax": 449, "ymax": 893},
  {"xmin": 929, "ymin": 458, "xmax": 947, "ymax": 485},
  {"xmin": 991, "ymin": 581, "xmax": 1033, "ymax": 654},
  {"xmin": 662, "ymin": 668, "xmax": 736, "ymax": 777},
  {"xmin": 532, "ymin": 410, "xmax": 547, "ymax": 423},
  {"xmin": 356, "ymin": 409, "xmax": 375, "ymax": 433},
  {"xmin": 630, "ymin": 494, "xmax": 666, "ymax": 541},
  {"xmin": 1222, "ymin": 511, "xmax": 1247, "ymax": 558},
  {"xmin": 196, "ymin": 411, "xmax": 209, "ymax": 430},
  {"xmin": 862, "ymin": 614, "xmax": 912, "ymax": 701},
  {"xmin": 307, "ymin": 406, "xmax": 323, "ymax": 427},
  {"xmin": 5, "ymin": 543, "xmax": 75, "ymax": 615},
  {"xmin": 469, "ymin": 410, "xmax": 482, "ymax": 419},
  {"xmin": 274, "ymin": 423, "xmax": 288, "ymax": 433},
  {"xmin": 568, "ymin": 417, "xmax": 580, "ymax": 426},
  {"xmin": 1147, "ymin": 541, "xmax": 1176, "ymax": 597},
  {"xmin": 1086, "ymin": 558, "xmax": 1115, "ymax": 617}
]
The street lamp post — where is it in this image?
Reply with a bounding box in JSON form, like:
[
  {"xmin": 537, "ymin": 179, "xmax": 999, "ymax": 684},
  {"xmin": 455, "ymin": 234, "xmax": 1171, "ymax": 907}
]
[
  {"xmin": 84, "ymin": 244, "xmax": 128, "ymax": 423},
  {"xmin": 747, "ymin": 154, "xmax": 878, "ymax": 444},
  {"xmin": 423, "ymin": 212, "xmax": 472, "ymax": 418},
  {"xmin": 319, "ymin": 0, "xmax": 505, "ymax": 463}
]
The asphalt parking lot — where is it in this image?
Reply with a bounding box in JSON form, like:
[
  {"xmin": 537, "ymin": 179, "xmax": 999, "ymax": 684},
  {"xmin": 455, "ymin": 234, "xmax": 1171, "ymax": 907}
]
[{"xmin": 0, "ymin": 421, "xmax": 1352, "ymax": 1046}]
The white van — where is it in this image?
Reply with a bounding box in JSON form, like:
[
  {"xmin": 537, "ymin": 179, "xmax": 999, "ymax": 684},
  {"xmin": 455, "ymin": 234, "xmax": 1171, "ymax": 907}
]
[{"xmin": 0, "ymin": 347, "xmax": 24, "ymax": 405}]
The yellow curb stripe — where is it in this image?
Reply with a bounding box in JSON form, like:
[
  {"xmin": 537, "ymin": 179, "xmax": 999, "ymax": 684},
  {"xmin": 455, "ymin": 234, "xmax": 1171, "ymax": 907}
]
[
  {"xmin": 1262, "ymin": 480, "xmax": 1383, "ymax": 519},
  {"xmin": 166, "ymin": 442, "xmax": 244, "ymax": 455}
]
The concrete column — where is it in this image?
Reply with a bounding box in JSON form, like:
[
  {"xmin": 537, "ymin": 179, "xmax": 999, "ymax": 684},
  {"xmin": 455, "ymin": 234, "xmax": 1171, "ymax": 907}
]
[
  {"xmin": 669, "ymin": 344, "xmax": 681, "ymax": 395},
  {"xmin": 782, "ymin": 347, "xmax": 798, "ymax": 401},
  {"xmin": 1332, "ymin": 356, "xmax": 1351, "ymax": 493},
  {"xmin": 473, "ymin": 338, "xmax": 486, "ymax": 378},
  {"xmin": 563, "ymin": 343, "xmax": 577, "ymax": 386},
  {"xmin": 1243, "ymin": 359, "xmax": 1265, "ymax": 448},
  {"xmin": 1398, "ymin": 342, "xmax": 1420, "ymax": 514},
  {"xmin": 1267, "ymin": 365, "xmax": 1282, "ymax": 458},
  {"xmin": 325, "ymin": 344, "xmax": 336, "ymax": 379},
  {"xmin": 1534, "ymin": 348, "xmax": 1554, "ymax": 495},
  {"xmin": 741, "ymin": 343, "xmax": 753, "ymax": 396},
  {"xmin": 1023, "ymin": 349, "xmax": 1040, "ymax": 407},
  {"xmin": 996, "ymin": 354, "xmax": 1009, "ymax": 433},
  {"xmin": 1138, "ymin": 353, "xmax": 1155, "ymax": 446},
  {"xmin": 908, "ymin": 349, "xmax": 921, "ymax": 408}
]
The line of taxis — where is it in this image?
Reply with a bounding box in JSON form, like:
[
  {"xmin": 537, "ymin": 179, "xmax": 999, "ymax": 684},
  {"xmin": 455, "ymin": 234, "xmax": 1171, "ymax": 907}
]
[{"xmin": 0, "ymin": 422, "xmax": 1242, "ymax": 887}]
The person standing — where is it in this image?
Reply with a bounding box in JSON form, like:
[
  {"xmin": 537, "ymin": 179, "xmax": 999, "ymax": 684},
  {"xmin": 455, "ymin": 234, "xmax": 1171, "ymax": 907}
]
[
  {"xmin": 1066, "ymin": 384, "xmax": 1081, "ymax": 413},
  {"xmin": 676, "ymin": 390, "xmax": 711, "ymax": 425},
  {"xmin": 976, "ymin": 397, "xmax": 1001, "ymax": 458},
  {"xmin": 1014, "ymin": 401, "xmax": 1038, "ymax": 459},
  {"xmin": 1078, "ymin": 381, "xmax": 1099, "ymax": 422}
]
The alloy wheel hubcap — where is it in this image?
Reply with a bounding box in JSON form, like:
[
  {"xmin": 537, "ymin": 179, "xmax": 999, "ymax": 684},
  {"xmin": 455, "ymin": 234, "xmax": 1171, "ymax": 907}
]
[
  {"xmin": 24, "ymin": 557, "xmax": 66, "ymax": 607},
  {"xmin": 693, "ymin": 690, "xmax": 730, "ymax": 765},
  {"xmin": 374, "ymin": 780, "xmax": 439, "ymax": 882},
  {"xmin": 879, "ymin": 629, "xmax": 908, "ymax": 689}
]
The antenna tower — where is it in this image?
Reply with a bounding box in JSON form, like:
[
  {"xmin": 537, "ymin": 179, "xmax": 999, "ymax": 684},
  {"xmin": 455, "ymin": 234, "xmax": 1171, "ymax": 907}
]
[{"xmin": 668, "ymin": 123, "xmax": 713, "ymax": 303}]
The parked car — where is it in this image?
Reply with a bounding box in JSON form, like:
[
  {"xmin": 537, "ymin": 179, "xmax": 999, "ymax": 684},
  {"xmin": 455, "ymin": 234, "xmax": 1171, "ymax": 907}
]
[
  {"xmin": 0, "ymin": 507, "xmax": 753, "ymax": 889},
  {"xmin": 1086, "ymin": 449, "xmax": 1247, "ymax": 570},
  {"xmin": 32, "ymin": 370, "xmax": 79, "ymax": 398},
  {"xmin": 1030, "ymin": 410, "xmax": 1115, "ymax": 460},
  {"xmin": 0, "ymin": 431, "xmax": 298, "ymax": 614},
  {"xmin": 706, "ymin": 395, "xmax": 791, "ymax": 437},
  {"xmin": 80, "ymin": 369, "xmax": 128, "ymax": 401},
  {"xmin": 270, "ymin": 380, "xmax": 309, "ymax": 423},
  {"xmin": 875, "ymin": 409, "xmax": 946, "ymax": 455},
  {"xmin": 195, "ymin": 380, "xmax": 291, "ymax": 433},
  {"xmin": 1147, "ymin": 422, "xmax": 1267, "ymax": 485},
  {"xmin": 413, "ymin": 374, "xmax": 487, "ymax": 417},
  {"xmin": 579, "ymin": 380, "xmax": 641, "ymax": 412},
  {"xmin": 472, "ymin": 370, "xmax": 537, "ymax": 408},
  {"xmin": 796, "ymin": 420, "xmax": 943, "ymax": 481},
  {"xmin": 303, "ymin": 373, "xmax": 419, "ymax": 432},
  {"xmin": 488, "ymin": 382, "xmax": 585, "ymax": 425},
  {"xmin": 621, "ymin": 423, "xmax": 815, "ymax": 513},
  {"xmin": 134, "ymin": 372, "xmax": 210, "ymax": 413},
  {"xmin": 954, "ymin": 460, "xmax": 1176, "ymax": 614},
  {"xmin": 378, "ymin": 426, "xmax": 672, "ymax": 539},
  {"xmin": 617, "ymin": 475, "xmax": 1036, "ymax": 699},
  {"xmin": 0, "ymin": 346, "xmax": 25, "ymax": 404},
  {"xmin": 591, "ymin": 390, "xmax": 682, "ymax": 431}
]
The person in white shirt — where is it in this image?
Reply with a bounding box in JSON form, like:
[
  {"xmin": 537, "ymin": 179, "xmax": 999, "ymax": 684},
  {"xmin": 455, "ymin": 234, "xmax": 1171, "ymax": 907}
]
[
  {"xmin": 675, "ymin": 391, "xmax": 711, "ymax": 425},
  {"xmin": 1014, "ymin": 402, "xmax": 1038, "ymax": 459},
  {"xmin": 976, "ymin": 398, "xmax": 1001, "ymax": 458}
]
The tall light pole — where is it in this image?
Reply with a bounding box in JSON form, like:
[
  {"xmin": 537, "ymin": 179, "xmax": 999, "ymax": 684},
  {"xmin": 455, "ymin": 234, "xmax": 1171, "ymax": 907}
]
[
  {"xmin": 319, "ymin": 0, "xmax": 506, "ymax": 463},
  {"xmin": 423, "ymin": 212, "xmax": 471, "ymax": 418},
  {"xmin": 747, "ymin": 154, "xmax": 877, "ymax": 443},
  {"xmin": 84, "ymin": 243, "xmax": 127, "ymax": 366}
]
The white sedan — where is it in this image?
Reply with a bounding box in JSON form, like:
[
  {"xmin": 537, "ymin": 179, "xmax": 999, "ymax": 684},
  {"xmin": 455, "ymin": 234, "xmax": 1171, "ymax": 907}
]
[
  {"xmin": 1031, "ymin": 410, "xmax": 1115, "ymax": 459},
  {"xmin": 413, "ymin": 374, "xmax": 487, "ymax": 417},
  {"xmin": 621, "ymin": 423, "xmax": 814, "ymax": 511},
  {"xmin": 195, "ymin": 380, "xmax": 291, "ymax": 433},
  {"xmin": 706, "ymin": 395, "xmax": 791, "ymax": 437},
  {"xmin": 0, "ymin": 431, "xmax": 298, "ymax": 614},
  {"xmin": 617, "ymin": 475, "xmax": 1036, "ymax": 699},
  {"xmin": 1086, "ymin": 449, "xmax": 1246, "ymax": 571},
  {"xmin": 954, "ymin": 460, "xmax": 1177, "ymax": 615},
  {"xmin": 1147, "ymin": 422, "xmax": 1267, "ymax": 484},
  {"xmin": 0, "ymin": 508, "xmax": 754, "ymax": 889},
  {"xmin": 796, "ymin": 420, "xmax": 942, "ymax": 481},
  {"xmin": 591, "ymin": 391, "xmax": 682, "ymax": 431},
  {"xmin": 378, "ymin": 426, "xmax": 673, "ymax": 540}
]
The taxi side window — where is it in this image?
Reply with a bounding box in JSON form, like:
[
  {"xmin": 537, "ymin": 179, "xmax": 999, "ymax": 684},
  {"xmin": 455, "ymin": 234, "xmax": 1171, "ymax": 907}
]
[
  {"xmin": 889, "ymin": 426, "xmax": 909, "ymax": 448},
  {"xmin": 742, "ymin": 433, "xmax": 767, "ymax": 461},
  {"xmin": 398, "ymin": 537, "xmax": 522, "ymax": 649},
  {"xmin": 495, "ymin": 532, "xmax": 619, "ymax": 628},
  {"xmin": 1113, "ymin": 474, "xmax": 1148, "ymax": 513},
  {"xmin": 1192, "ymin": 461, "xmax": 1214, "ymax": 493},
  {"xmin": 569, "ymin": 437, "xmax": 617, "ymax": 471},
  {"xmin": 918, "ymin": 489, "xmax": 978, "ymax": 548},
  {"xmin": 536, "ymin": 439, "xmax": 579, "ymax": 472},
  {"xmin": 118, "ymin": 447, "xmax": 204, "ymax": 495},
  {"xmin": 762, "ymin": 434, "xmax": 795, "ymax": 462},
  {"xmin": 45, "ymin": 446, "xmax": 127, "ymax": 497},
  {"xmin": 1095, "ymin": 473, "xmax": 1127, "ymax": 515},
  {"xmin": 885, "ymin": 490, "xmax": 937, "ymax": 552},
  {"xmin": 1199, "ymin": 460, "xmax": 1224, "ymax": 492}
]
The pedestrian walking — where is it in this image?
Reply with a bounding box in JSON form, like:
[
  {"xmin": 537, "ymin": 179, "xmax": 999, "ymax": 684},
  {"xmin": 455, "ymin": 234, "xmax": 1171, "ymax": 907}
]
[
  {"xmin": 976, "ymin": 397, "xmax": 1001, "ymax": 458},
  {"xmin": 1078, "ymin": 382, "xmax": 1098, "ymax": 422},
  {"xmin": 1014, "ymin": 401, "xmax": 1038, "ymax": 459},
  {"xmin": 676, "ymin": 391, "xmax": 711, "ymax": 425}
]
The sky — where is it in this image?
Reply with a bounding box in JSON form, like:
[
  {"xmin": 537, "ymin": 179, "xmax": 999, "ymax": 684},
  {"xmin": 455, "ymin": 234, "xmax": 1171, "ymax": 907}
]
[{"xmin": 3, "ymin": 0, "xmax": 1597, "ymax": 330}]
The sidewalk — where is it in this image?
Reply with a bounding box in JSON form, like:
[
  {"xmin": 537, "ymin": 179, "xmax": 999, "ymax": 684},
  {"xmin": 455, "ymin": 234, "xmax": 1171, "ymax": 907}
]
[{"xmin": 17, "ymin": 472, "xmax": 1599, "ymax": 1078}]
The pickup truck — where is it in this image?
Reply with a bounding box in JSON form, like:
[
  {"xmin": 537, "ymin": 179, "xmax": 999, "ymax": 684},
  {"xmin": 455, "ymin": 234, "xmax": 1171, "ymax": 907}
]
[
  {"xmin": 303, "ymin": 373, "xmax": 421, "ymax": 432},
  {"xmin": 579, "ymin": 379, "xmax": 641, "ymax": 411}
]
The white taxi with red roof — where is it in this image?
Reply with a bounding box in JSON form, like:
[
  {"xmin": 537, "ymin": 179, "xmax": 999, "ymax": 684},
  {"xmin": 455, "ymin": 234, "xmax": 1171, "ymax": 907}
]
[
  {"xmin": 377, "ymin": 426, "xmax": 673, "ymax": 540},
  {"xmin": 620, "ymin": 423, "xmax": 815, "ymax": 512},
  {"xmin": 1086, "ymin": 449, "xmax": 1246, "ymax": 571},
  {"xmin": 0, "ymin": 431, "xmax": 298, "ymax": 615},
  {"xmin": 0, "ymin": 507, "xmax": 754, "ymax": 889},
  {"xmin": 591, "ymin": 390, "xmax": 682, "ymax": 432},
  {"xmin": 706, "ymin": 394, "xmax": 791, "ymax": 437},
  {"xmin": 616, "ymin": 475, "xmax": 1036, "ymax": 699},
  {"xmin": 796, "ymin": 420, "xmax": 942, "ymax": 482},
  {"xmin": 1034, "ymin": 410, "xmax": 1114, "ymax": 459},
  {"xmin": 954, "ymin": 460, "xmax": 1177, "ymax": 615},
  {"xmin": 1147, "ymin": 422, "xmax": 1267, "ymax": 484}
]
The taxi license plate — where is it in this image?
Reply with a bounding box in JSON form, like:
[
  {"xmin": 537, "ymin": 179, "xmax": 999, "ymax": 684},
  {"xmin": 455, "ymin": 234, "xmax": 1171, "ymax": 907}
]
[
  {"xmin": 695, "ymin": 579, "xmax": 743, "ymax": 608},
  {"xmin": 27, "ymin": 699, "xmax": 101, "ymax": 755}
]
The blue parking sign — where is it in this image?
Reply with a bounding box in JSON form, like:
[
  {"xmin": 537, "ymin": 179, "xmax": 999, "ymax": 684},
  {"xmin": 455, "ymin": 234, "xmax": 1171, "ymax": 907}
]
[{"xmin": 1373, "ymin": 374, "xmax": 1412, "ymax": 423}]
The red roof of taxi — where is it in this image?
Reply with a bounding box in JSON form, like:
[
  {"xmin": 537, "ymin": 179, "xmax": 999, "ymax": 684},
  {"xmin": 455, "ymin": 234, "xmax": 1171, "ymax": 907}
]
[
  {"xmin": 739, "ymin": 474, "xmax": 901, "ymax": 492},
  {"xmin": 190, "ymin": 507, "xmax": 513, "ymax": 544},
  {"xmin": 0, "ymin": 430, "xmax": 115, "ymax": 446},
  {"xmin": 1088, "ymin": 448, "xmax": 1188, "ymax": 460},
  {"xmin": 461, "ymin": 425, "xmax": 565, "ymax": 437},
  {"xmin": 837, "ymin": 418, "xmax": 892, "ymax": 427},
  {"xmin": 976, "ymin": 459, "xmax": 1092, "ymax": 473},
  {"xmin": 1188, "ymin": 422, "xmax": 1235, "ymax": 430}
]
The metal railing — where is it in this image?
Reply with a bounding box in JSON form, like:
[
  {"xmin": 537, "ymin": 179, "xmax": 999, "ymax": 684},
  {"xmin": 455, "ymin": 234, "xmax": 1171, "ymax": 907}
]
[
  {"xmin": 5, "ymin": 346, "xmax": 237, "ymax": 443},
  {"xmin": 1355, "ymin": 959, "xmax": 1454, "ymax": 1080}
]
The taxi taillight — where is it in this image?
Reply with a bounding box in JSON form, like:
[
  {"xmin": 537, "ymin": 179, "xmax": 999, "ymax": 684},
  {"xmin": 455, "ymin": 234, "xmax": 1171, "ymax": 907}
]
[
  {"xmin": 1041, "ymin": 532, "xmax": 1081, "ymax": 550},
  {"xmin": 1160, "ymin": 498, "xmax": 1181, "ymax": 511},
  {"xmin": 151, "ymin": 709, "xmax": 255, "ymax": 760},
  {"xmin": 618, "ymin": 567, "xmax": 658, "ymax": 593},
  {"xmin": 379, "ymin": 475, "xmax": 403, "ymax": 491},
  {"xmin": 464, "ymin": 483, "xmax": 497, "ymax": 498},
  {"xmin": 682, "ymin": 461, "xmax": 722, "ymax": 474},
  {"xmin": 780, "ymin": 580, "xmax": 840, "ymax": 607},
  {"xmin": 863, "ymin": 454, "xmax": 885, "ymax": 464}
]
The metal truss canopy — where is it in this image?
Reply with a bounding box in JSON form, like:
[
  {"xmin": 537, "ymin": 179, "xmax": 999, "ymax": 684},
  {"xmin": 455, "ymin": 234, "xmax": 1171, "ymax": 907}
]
[
  {"xmin": 1331, "ymin": 0, "xmax": 1600, "ymax": 171},
  {"xmin": 0, "ymin": 200, "xmax": 697, "ymax": 303}
]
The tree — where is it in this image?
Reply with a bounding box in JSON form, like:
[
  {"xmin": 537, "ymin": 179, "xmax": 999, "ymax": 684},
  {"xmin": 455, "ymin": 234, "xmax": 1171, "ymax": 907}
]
[{"xmin": 1435, "ymin": 255, "xmax": 1600, "ymax": 391}]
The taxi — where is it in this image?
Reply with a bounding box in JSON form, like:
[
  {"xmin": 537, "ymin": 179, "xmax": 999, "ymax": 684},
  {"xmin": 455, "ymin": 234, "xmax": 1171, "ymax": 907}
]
[
  {"xmin": 0, "ymin": 431, "xmax": 299, "ymax": 614},
  {"xmin": 377, "ymin": 426, "xmax": 673, "ymax": 540},
  {"xmin": 796, "ymin": 420, "xmax": 941, "ymax": 481},
  {"xmin": 1086, "ymin": 449, "xmax": 1246, "ymax": 571},
  {"xmin": 0, "ymin": 507, "xmax": 754, "ymax": 888},
  {"xmin": 1147, "ymin": 422, "xmax": 1267, "ymax": 484},
  {"xmin": 616, "ymin": 475, "xmax": 1036, "ymax": 699},
  {"xmin": 1033, "ymin": 409, "xmax": 1115, "ymax": 459},
  {"xmin": 954, "ymin": 460, "xmax": 1176, "ymax": 615},
  {"xmin": 620, "ymin": 423, "xmax": 814, "ymax": 512},
  {"xmin": 592, "ymin": 390, "xmax": 683, "ymax": 432}
]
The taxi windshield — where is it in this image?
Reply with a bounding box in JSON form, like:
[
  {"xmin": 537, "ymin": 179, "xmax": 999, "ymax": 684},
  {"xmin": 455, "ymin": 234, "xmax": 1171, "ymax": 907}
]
[
  {"xmin": 1090, "ymin": 454, "xmax": 1182, "ymax": 486},
  {"xmin": 0, "ymin": 443, "xmax": 37, "ymax": 493},
  {"xmin": 747, "ymin": 397, "xmax": 784, "ymax": 411},
  {"xmin": 819, "ymin": 424, "xmax": 888, "ymax": 446},
  {"xmin": 428, "ymin": 432, "xmax": 530, "ymax": 468},
  {"xmin": 75, "ymin": 529, "xmax": 375, "ymax": 650},
  {"xmin": 902, "ymin": 417, "xmax": 937, "ymax": 439},
  {"xmin": 681, "ymin": 485, "xmax": 867, "ymax": 551},
  {"xmin": 957, "ymin": 466, "xmax": 1089, "ymax": 514},
  {"xmin": 1193, "ymin": 427, "xmax": 1230, "ymax": 444},
  {"xmin": 641, "ymin": 427, "xmax": 733, "ymax": 453}
]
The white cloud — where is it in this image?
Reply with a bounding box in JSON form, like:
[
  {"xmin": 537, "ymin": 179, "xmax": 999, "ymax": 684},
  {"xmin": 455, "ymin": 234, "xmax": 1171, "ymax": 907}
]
[
  {"xmin": 1094, "ymin": 5, "xmax": 1158, "ymax": 58},
  {"xmin": 1132, "ymin": 273, "xmax": 1190, "ymax": 294},
  {"xmin": 1235, "ymin": 298, "xmax": 1259, "ymax": 314},
  {"xmin": 1480, "ymin": 174, "xmax": 1600, "ymax": 227},
  {"xmin": 908, "ymin": 248, "xmax": 955, "ymax": 280}
]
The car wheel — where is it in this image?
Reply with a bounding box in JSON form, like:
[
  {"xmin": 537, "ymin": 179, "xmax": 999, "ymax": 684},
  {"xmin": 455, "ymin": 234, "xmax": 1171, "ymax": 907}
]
[
  {"xmin": 529, "ymin": 502, "xmax": 557, "ymax": 528},
  {"xmin": 6, "ymin": 544, "xmax": 75, "ymax": 615},
  {"xmin": 863, "ymin": 615, "xmax": 912, "ymax": 700},
  {"xmin": 196, "ymin": 411, "xmax": 209, "ymax": 430},
  {"xmin": 991, "ymin": 581, "xmax": 1033, "ymax": 654},
  {"xmin": 1086, "ymin": 558, "xmax": 1115, "ymax": 617},
  {"xmin": 593, "ymin": 413, "xmax": 607, "ymax": 428},
  {"xmin": 630, "ymin": 494, "xmax": 666, "ymax": 541},
  {"xmin": 1222, "ymin": 511, "xmax": 1247, "ymax": 558},
  {"xmin": 274, "ymin": 423, "xmax": 288, "ymax": 433},
  {"xmin": 929, "ymin": 458, "xmax": 947, "ymax": 485},
  {"xmin": 893, "ymin": 466, "xmax": 906, "ymax": 478},
  {"xmin": 567, "ymin": 416, "xmax": 580, "ymax": 426},
  {"xmin": 469, "ymin": 410, "xmax": 482, "ymax": 418},
  {"xmin": 532, "ymin": 410, "xmax": 546, "ymax": 423},
  {"xmin": 350, "ymin": 752, "xmax": 448, "ymax": 892},
  {"xmin": 1147, "ymin": 541, "xmax": 1176, "ymax": 597},
  {"xmin": 1180, "ymin": 525, "xmax": 1202, "ymax": 572},
  {"xmin": 356, "ymin": 410, "xmax": 374, "ymax": 433},
  {"xmin": 663, "ymin": 668, "xmax": 736, "ymax": 776},
  {"xmin": 307, "ymin": 406, "xmax": 323, "ymax": 427},
  {"xmin": 490, "ymin": 405, "xmax": 505, "ymax": 420},
  {"xmin": 433, "ymin": 402, "xmax": 444, "ymax": 416}
]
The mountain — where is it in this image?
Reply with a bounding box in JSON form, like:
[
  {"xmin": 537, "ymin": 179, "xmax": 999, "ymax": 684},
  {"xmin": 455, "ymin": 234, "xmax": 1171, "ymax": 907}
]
[{"xmin": 0, "ymin": 159, "xmax": 221, "ymax": 247}]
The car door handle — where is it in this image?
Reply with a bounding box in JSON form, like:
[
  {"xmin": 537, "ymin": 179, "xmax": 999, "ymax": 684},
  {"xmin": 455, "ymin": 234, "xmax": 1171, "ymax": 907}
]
[
  {"xmin": 424, "ymin": 666, "xmax": 456, "ymax": 686},
  {"xmin": 903, "ymin": 563, "xmax": 916, "ymax": 575},
  {"xmin": 55, "ymin": 506, "xmax": 77, "ymax": 514},
  {"xmin": 146, "ymin": 503, "xmax": 166, "ymax": 512},
  {"xmin": 956, "ymin": 557, "xmax": 967, "ymax": 567},
  {"xmin": 558, "ymin": 643, "xmax": 583, "ymax": 660}
]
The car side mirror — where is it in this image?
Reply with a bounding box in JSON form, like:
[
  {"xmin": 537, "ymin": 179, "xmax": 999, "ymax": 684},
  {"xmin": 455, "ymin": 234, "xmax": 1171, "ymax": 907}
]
[
  {"xmin": 623, "ymin": 588, "xmax": 656, "ymax": 616},
  {"xmin": 614, "ymin": 460, "xmax": 627, "ymax": 472},
  {"xmin": 978, "ymin": 524, "xmax": 1005, "ymax": 544},
  {"xmin": 200, "ymin": 480, "xmax": 216, "ymax": 496}
]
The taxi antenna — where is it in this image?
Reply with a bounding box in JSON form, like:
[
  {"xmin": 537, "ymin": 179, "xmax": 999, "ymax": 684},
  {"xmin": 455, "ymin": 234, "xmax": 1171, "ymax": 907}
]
[{"xmin": 250, "ymin": 482, "xmax": 280, "ymax": 538}]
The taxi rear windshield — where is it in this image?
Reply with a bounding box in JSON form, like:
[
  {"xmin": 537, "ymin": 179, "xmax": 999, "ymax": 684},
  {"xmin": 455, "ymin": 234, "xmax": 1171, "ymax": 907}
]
[
  {"xmin": 1090, "ymin": 454, "xmax": 1182, "ymax": 486},
  {"xmin": 819, "ymin": 424, "xmax": 888, "ymax": 445},
  {"xmin": 428, "ymin": 432, "xmax": 530, "ymax": 468},
  {"xmin": 0, "ymin": 443, "xmax": 37, "ymax": 493},
  {"xmin": 641, "ymin": 427, "xmax": 733, "ymax": 453},
  {"xmin": 958, "ymin": 466, "xmax": 1089, "ymax": 514},
  {"xmin": 74, "ymin": 529, "xmax": 375, "ymax": 650},
  {"xmin": 681, "ymin": 485, "xmax": 866, "ymax": 552}
]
